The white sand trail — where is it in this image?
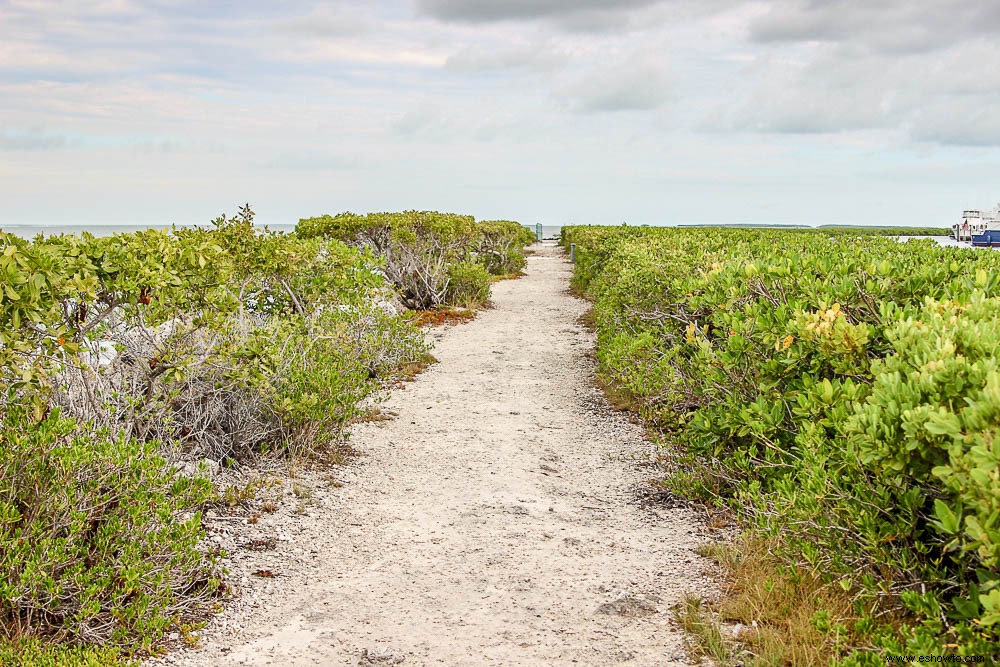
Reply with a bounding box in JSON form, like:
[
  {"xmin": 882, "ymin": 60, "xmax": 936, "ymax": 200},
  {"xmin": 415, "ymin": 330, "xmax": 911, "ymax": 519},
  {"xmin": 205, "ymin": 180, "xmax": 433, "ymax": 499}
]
[{"xmin": 158, "ymin": 242, "xmax": 714, "ymax": 666}]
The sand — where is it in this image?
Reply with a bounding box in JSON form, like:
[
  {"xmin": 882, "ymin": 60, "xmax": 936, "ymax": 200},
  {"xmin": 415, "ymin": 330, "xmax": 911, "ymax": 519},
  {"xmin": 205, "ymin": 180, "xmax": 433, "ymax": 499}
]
[{"xmin": 151, "ymin": 241, "xmax": 716, "ymax": 666}]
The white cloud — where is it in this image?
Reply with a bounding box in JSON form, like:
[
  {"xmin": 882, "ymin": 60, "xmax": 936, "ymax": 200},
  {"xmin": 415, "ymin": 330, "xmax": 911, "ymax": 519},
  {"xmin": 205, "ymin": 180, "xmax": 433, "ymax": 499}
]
[
  {"xmin": 3, "ymin": 0, "xmax": 999, "ymax": 230},
  {"xmin": 0, "ymin": 128, "xmax": 75, "ymax": 151},
  {"xmin": 714, "ymin": 2, "xmax": 1000, "ymax": 145},
  {"xmin": 908, "ymin": 97, "xmax": 1000, "ymax": 147},
  {"xmin": 272, "ymin": 7, "xmax": 374, "ymax": 37},
  {"xmin": 393, "ymin": 105, "xmax": 442, "ymax": 136},
  {"xmin": 558, "ymin": 53, "xmax": 673, "ymax": 113},
  {"xmin": 415, "ymin": 0, "xmax": 661, "ymax": 23},
  {"xmin": 750, "ymin": 0, "xmax": 1000, "ymax": 53},
  {"xmin": 444, "ymin": 43, "xmax": 567, "ymax": 74}
]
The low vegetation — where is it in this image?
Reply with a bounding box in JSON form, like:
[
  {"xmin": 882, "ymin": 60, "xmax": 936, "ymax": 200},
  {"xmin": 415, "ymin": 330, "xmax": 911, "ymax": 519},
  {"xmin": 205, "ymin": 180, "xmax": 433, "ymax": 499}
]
[
  {"xmin": 0, "ymin": 206, "xmax": 531, "ymax": 662},
  {"xmin": 0, "ymin": 639, "xmax": 130, "ymax": 667},
  {"xmin": 564, "ymin": 225, "xmax": 999, "ymax": 663},
  {"xmin": 296, "ymin": 211, "xmax": 534, "ymax": 309},
  {"xmin": 818, "ymin": 225, "xmax": 951, "ymax": 236},
  {"xmin": 669, "ymin": 225, "xmax": 951, "ymax": 236}
]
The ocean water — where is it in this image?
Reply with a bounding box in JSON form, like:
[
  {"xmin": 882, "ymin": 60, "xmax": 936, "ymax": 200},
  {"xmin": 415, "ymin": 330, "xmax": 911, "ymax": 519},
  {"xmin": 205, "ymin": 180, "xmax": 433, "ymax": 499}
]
[{"xmin": 530, "ymin": 225, "xmax": 563, "ymax": 240}]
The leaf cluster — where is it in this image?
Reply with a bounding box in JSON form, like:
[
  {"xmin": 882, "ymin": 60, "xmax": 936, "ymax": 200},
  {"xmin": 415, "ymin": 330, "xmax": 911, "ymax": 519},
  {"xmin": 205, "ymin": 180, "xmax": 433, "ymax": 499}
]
[
  {"xmin": 296, "ymin": 211, "xmax": 532, "ymax": 309},
  {"xmin": 0, "ymin": 205, "xmax": 432, "ymax": 655},
  {"xmin": 565, "ymin": 225, "xmax": 1000, "ymax": 658}
]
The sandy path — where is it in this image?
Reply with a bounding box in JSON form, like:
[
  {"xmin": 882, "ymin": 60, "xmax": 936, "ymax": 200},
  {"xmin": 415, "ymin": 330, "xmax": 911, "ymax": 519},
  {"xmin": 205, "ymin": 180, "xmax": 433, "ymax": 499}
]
[{"xmin": 159, "ymin": 242, "xmax": 714, "ymax": 666}]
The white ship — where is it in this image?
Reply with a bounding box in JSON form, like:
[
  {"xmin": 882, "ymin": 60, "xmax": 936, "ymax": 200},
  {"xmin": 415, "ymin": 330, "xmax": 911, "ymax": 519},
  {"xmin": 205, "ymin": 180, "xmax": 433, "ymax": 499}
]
[{"xmin": 953, "ymin": 204, "xmax": 1000, "ymax": 242}]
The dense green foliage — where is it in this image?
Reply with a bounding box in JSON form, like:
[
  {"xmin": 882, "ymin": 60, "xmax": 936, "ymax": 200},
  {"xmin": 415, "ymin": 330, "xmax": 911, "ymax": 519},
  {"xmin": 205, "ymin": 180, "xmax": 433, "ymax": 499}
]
[
  {"xmin": 0, "ymin": 639, "xmax": 129, "ymax": 666},
  {"xmin": 0, "ymin": 409, "xmax": 215, "ymax": 649},
  {"xmin": 476, "ymin": 220, "xmax": 536, "ymax": 276},
  {"xmin": 0, "ymin": 206, "xmax": 435, "ymax": 657},
  {"xmin": 296, "ymin": 211, "xmax": 533, "ymax": 308},
  {"xmin": 817, "ymin": 225, "xmax": 951, "ymax": 236},
  {"xmin": 564, "ymin": 225, "xmax": 999, "ymax": 660},
  {"xmin": 669, "ymin": 225, "xmax": 951, "ymax": 236},
  {"xmin": 445, "ymin": 260, "xmax": 492, "ymax": 309},
  {"xmin": 1, "ymin": 206, "xmax": 428, "ymax": 457}
]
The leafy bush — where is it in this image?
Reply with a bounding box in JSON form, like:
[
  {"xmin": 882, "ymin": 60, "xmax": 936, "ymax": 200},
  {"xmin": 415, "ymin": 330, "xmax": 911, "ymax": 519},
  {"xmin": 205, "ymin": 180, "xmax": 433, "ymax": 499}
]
[
  {"xmin": 0, "ymin": 205, "xmax": 432, "ymax": 658},
  {"xmin": 257, "ymin": 306, "xmax": 429, "ymax": 453},
  {"xmin": 849, "ymin": 295, "xmax": 1000, "ymax": 651},
  {"xmin": 0, "ymin": 408, "xmax": 217, "ymax": 649},
  {"xmin": 1, "ymin": 206, "xmax": 428, "ymax": 461},
  {"xmin": 0, "ymin": 639, "xmax": 129, "ymax": 667},
  {"xmin": 296, "ymin": 211, "xmax": 532, "ymax": 308},
  {"xmin": 565, "ymin": 225, "xmax": 1000, "ymax": 659},
  {"xmin": 476, "ymin": 220, "xmax": 534, "ymax": 276},
  {"xmin": 296, "ymin": 210, "xmax": 479, "ymax": 309},
  {"xmin": 445, "ymin": 260, "xmax": 491, "ymax": 309}
]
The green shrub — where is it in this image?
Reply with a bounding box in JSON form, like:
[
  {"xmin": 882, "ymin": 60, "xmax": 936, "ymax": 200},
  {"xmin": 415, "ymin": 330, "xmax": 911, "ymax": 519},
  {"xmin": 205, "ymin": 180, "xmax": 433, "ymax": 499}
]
[
  {"xmin": 848, "ymin": 294, "xmax": 1000, "ymax": 652},
  {"xmin": 296, "ymin": 210, "xmax": 480, "ymax": 308},
  {"xmin": 296, "ymin": 211, "xmax": 531, "ymax": 307},
  {"xmin": 445, "ymin": 260, "xmax": 491, "ymax": 309},
  {"xmin": 1, "ymin": 206, "xmax": 427, "ymax": 462},
  {"xmin": 0, "ymin": 639, "xmax": 130, "ymax": 666},
  {"xmin": 566, "ymin": 225, "xmax": 1000, "ymax": 659},
  {"xmin": 0, "ymin": 206, "xmax": 436, "ymax": 661},
  {"xmin": 0, "ymin": 409, "xmax": 217, "ymax": 649},
  {"xmin": 256, "ymin": 306, "xmax": 428, "ymax": 453},
  {"xmin": 476, "ymin": 220, "xmax": 533, "ymax": 276}
]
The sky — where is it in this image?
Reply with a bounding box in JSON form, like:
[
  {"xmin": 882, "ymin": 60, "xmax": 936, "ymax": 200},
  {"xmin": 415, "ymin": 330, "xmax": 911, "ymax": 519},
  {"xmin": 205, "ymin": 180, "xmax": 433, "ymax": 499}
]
[{"xmin": 3, "ymin": 0, "xmax": 1000, "ymax": 229}]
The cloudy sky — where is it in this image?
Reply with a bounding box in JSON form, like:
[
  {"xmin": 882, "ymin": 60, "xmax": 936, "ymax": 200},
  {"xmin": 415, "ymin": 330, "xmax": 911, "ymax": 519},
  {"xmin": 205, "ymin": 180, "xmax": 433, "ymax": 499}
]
[{"xmin": 3, "ymin": 0, "xmax": 1000, "ymax": 228}]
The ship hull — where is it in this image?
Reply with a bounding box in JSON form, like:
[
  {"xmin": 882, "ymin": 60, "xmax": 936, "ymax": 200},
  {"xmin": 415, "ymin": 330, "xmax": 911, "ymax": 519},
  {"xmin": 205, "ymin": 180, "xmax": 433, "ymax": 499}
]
[{"xmin": 971, "ymin": 232, "xmax": 1000, "ymax": 247}]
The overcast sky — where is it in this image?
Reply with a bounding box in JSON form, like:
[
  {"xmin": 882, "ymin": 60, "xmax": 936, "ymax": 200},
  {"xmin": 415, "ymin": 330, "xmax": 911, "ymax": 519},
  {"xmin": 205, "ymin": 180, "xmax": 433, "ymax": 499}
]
[{"xmin": 3, "ymin": 0, "xmax": 1000, "ymax": 228}]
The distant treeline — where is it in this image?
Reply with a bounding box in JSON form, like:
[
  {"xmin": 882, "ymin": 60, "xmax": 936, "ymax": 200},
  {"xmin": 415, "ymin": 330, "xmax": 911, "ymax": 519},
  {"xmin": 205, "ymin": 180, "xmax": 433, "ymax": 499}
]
[{"xmin": 673, "ymin": 224, "xmax": 952, "ymax": 236}]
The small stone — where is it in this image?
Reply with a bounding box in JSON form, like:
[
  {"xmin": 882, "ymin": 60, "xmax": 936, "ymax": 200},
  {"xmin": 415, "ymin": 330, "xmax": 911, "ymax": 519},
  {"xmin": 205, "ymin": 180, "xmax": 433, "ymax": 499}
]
[
  {"xmin": 360, "ymin": 646, "xmax": 405, "ymax": 664},
  {"xmin": 595, "ymin": 596, "xmax": 657, "ymax": 618}
]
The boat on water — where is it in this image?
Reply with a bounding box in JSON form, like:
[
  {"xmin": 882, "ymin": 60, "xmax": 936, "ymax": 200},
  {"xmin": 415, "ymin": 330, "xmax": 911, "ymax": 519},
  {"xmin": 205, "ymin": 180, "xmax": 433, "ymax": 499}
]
[
  {"xmin": 972, "ymin": 226, "xmax": 1000, "ymax": 247},
  {"xmin": 953, "ymin": 204, "xmax": 1000, "ymax": 244}
]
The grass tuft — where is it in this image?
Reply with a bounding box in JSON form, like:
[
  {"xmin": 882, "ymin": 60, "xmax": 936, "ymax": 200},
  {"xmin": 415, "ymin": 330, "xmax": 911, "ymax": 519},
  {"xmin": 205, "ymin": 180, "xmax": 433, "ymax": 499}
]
[
  {"xmin": 685, "ymin": 538, "xmax": 880, "ymax": 667},
  {"xmin": 594, "ymin": 375, "xmax": 645, "ymax": 413},
  {"xmin": 673, "ymin": 595, "xmax": 730, "ymax": 665},
  {"xmin": 394, "ymin": 353, "xmax": 438, "ymax": 381}
]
